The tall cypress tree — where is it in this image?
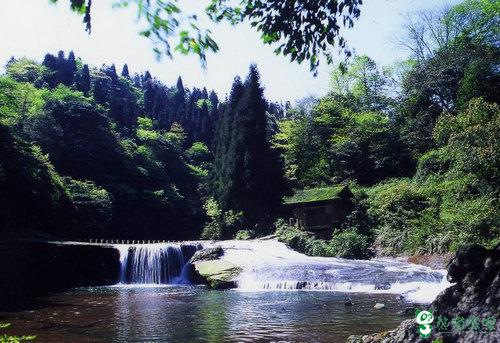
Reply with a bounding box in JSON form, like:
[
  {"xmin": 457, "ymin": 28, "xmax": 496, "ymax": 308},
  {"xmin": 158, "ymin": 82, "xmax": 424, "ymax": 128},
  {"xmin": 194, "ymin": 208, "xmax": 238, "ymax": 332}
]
[
  {"xmin": 175, "ymin": 76, "xmax": 186, "ymax": 108},
  {"xmin": 121, "ymin": 64, "xmax": 130, "ymax": 78},
  {"xmin": 210, "ymin": 65, "xmax": 285, "ymax": 232},
  {"xmin": 210, "ymin": 77, "xmax": 245, "ymax": 219},
  {"xmin": 65, "ymin": 51, "xmax": 77, "ymax": 86},
  {"xmin": 75, "ymin": 64, "xmax": 91, "ymax": 95},
  {"xmin": 42, "ymin": 53, "xmax": 59, "ymax": 88}
]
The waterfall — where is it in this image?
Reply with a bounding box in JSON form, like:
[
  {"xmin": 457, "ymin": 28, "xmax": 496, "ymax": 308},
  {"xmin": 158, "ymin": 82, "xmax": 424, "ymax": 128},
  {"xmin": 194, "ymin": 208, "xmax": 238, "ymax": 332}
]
[
  {"xmin": 115, "ymin": 243, "xmax": 202, "ymax": 284},
  {"xmin": 214, "ymin": 240, "xmax": 451, "ymax": 303},
  {"xmin": 51, "ymin": 239, "xmax": 450, "ymax": 303}
]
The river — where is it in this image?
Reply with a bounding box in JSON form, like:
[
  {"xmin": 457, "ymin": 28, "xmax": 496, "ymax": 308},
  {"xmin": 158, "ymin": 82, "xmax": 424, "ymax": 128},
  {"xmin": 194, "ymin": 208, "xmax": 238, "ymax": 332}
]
[{"xmin": 0, "ymin": 239, "xmax": 450, "ymax": 342}]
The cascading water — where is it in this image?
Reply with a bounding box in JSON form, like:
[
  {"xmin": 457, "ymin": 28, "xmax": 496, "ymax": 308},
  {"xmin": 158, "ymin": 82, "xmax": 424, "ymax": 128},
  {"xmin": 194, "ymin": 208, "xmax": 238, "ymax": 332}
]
[
  {"xmin": 51, "ymin": 239, "xmax": 450, "ymax": 303},
  {"xmin": 115, "ymin": 243, "xmax": 202, "ymax": 284},
  {"xmin": 214, "ymin": 240, "xmax": 451, "ymax": 303}
]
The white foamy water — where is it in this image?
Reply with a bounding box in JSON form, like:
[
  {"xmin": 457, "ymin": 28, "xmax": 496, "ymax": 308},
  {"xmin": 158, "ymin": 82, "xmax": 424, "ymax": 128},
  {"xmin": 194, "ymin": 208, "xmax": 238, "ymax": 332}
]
[
  {"xmin": 51, "ymin": 239, "xmax": 451, "ymax": 303},
  {"xmin": 213, "ymin": 240, "xmax": 451, "ymax": 303}
]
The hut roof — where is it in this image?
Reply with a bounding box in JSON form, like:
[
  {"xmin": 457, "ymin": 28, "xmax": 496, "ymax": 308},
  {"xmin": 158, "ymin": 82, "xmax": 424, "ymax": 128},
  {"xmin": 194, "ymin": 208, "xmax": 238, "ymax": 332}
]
[{"xmin": 284, "ymin": 185, "xmax": 348, "ymax": 205}]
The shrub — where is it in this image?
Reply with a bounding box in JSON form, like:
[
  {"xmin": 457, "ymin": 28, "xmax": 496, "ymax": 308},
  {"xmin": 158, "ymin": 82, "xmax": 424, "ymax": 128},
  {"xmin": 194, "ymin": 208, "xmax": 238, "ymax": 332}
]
[
  {"xmin": 274, "ymin": 219, "xmax": 367, "ymax": 258},
  {"xmin": 64, "ymin": 177, "xmax": 113, "ymax": 237},
  {"xmin": 329, "ymin": 229, "xmax": 372, "ymax": 259},
  {"xmin": 200, "ymin": 198, "xmax": 243, "ymax": 240},
  {"xmin": 415, "ymin": 149, "xmax": 451, "ymax": 180},
  {"xmin": 234, "ymin": 230, "xmax": 256, "ymax": 240}
]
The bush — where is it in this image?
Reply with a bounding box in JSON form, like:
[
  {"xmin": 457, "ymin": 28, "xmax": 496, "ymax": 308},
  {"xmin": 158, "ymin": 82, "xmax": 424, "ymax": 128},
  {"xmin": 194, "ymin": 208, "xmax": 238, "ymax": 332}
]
[
  {"xmin": 64, "ymin": 177, "xmax": 113, "ymax": 237},
  {"xmin": 200, "ymin": 198, "xmax": 243, "ymax": 240},
  {"xmin": 329, "ymin": 229, "xmax": 373, "ymax": 259},
  {"xmin": 415, "ymin": 149, "xmax": 451, "ymax": 180},
  {"xmin": 234, "ymin": 230, "xmax": 256, "ymax": 240},
  {"xmin": 274, "ymin": 218, "xmax": 315, "ymax": 254},
  {"xmin": 367, "ymin": 173, "xmax": 499, "ymax": 255},
  {"xmin": 274, "ymin": 219, "xmax": 371, "ymax": 258}
]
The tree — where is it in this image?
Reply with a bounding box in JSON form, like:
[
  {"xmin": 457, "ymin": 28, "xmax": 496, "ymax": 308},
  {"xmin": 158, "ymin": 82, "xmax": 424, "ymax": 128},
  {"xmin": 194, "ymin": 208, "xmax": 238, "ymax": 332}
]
[
  {"xmin": 121, "ymin": 64, "xmax": 130, "ymax": 78},
  {"xmin": 74, "ymin": 64, "xmax": 91, "ymax": 95},
  {"xmin": 50, "ymin": 0, "xmax": 363, "ymax": 73},
  {"xmin": 42, "ymin": 53, "xmax": 58, "ymax": 88},
  {"xmin": 210, "ymin": 65, "xmax": 286, "ymax": 232},
  {"xmin": 434, "ymin": 98, "xmax": 499, "ymax": 183},
  {"xmin": 395, "ymin": 1, "xmax": 500, "ymax": 157},
  {"xmin": 330, "ymin": 55, "xmax": 394, "ymax": 113},
  {"xmin": 397, "ymin": 0, "xmax": 499, "ymax": 61}
]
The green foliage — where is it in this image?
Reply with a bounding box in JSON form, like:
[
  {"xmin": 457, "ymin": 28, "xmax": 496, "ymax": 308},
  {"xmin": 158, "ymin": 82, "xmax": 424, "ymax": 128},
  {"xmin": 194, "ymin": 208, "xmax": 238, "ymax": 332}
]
[
  {"xmin": 136, "ymin": 116, "xmax": 159, "ymax": 140},
  {"xmin": 367, "ymin": 172, "xmax": 499, "ymax": 255},
  {"xmin": 6, "ymin": 57, "xmax": 49, "ymax": 86},
  {"xmin": 186, "ymin": 142, "xmax": 211, "ymax": 165},
  {"xmin": 0, "ymin": 322, "xmax": 36, "ymax": 342},
  {"xmin": 0, "ymin": 77, "xmax": 45, "ymax": 126},
  {"xmin": 274, "ymin": 219, "xmax": 372, "ymax": 259},
  {"xmin": 0, "ymin": 124, "xmax": 72, "ymax": 236},
  {"xmin": 43, "ymin": 84, "xmax": 91, "ymax": 105},
  {"xmin": 210, "ymin": 65, "xmax": 286, "ymax": 231},
  {"xmin": 1, "ymin": 53, "xmax": 212, "ymax": 240},
  {"xmin": 330, "ymin": 55, "xmax": 394, "ymax": 112},
  {"xmin": 274, "ymin": 219, "xmax": 331, "ymax": 257},
  {"xmin": 59, "ymin": 0, "xmax": 362, "ymax": 73},
  {"xmin": 201, "ymin": 198, "xmax": 243, "ymax": 240},
  {"xmin": 284, "ymin": 185, "xmax": 345, "ymax": 204},
  {"xmin": 275, "ymin": 93, "xmax": 411, "ymax": 186},
  {"xmin": 434, "ymin": 98, "xmax": 499, "ymax": 181},
  {"xmin": 329, "ymin": 229, "xmax": 372, "ymax": 259},
  {"xmin": 164, "ymin": 122, "xmax": 186, "ymax": 148},
  {"xmin": 64, "ymin": 177, "xmax": 113, "ymax": 237},
  {"xmin": 234, "ymin": 230, "xmax": 255, "ymax": 240}
]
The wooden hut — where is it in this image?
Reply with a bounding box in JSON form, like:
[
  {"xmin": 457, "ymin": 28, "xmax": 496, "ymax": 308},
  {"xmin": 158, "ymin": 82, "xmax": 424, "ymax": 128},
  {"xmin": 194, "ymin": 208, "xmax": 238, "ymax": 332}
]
[{"xmin": 284, "ymin": 185, "xmax": 354, "ymax": 236}]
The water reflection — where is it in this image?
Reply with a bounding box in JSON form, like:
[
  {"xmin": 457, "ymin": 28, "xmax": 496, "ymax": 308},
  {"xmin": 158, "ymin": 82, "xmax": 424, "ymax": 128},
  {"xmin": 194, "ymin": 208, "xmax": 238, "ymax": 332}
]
[{"xmin": 0, "ymin": 286, "xmax": 410, "ymax": 343}]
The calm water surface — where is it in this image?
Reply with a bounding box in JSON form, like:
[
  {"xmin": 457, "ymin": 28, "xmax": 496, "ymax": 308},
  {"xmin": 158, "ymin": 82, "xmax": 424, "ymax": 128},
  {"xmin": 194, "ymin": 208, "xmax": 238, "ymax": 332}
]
[{"xmin": 0, "ymin": 286, "xmax": 412, "ymax": 343}]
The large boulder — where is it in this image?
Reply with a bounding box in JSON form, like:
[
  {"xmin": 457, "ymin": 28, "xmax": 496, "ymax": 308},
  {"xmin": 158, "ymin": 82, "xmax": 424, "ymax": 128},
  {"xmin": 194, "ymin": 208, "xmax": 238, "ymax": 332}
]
[
  {"xmin": 348, "ymin": 243, "xmax": 500, "ymax": 343},
  {"xmin": 187, "ymin": 246, "xmax": 242, "ymax": 289},
  {"xmin": 191, "ymin": 260, "xmax": 242, "ymax": 290},
  {"xmin": 190, "ymin": 246, "xmax": 224, "ymax": 263}
]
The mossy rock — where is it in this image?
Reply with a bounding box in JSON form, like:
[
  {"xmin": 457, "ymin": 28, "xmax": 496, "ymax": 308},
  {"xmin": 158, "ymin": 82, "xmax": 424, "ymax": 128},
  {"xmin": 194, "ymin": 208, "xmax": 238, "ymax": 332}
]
[
  {"xmin": 193, "ymin": 260, "xmax": 242, "ymax": 290},
  {"xmin": 190, "ymin": 246, "xmax": 224, "ymax": 263}
]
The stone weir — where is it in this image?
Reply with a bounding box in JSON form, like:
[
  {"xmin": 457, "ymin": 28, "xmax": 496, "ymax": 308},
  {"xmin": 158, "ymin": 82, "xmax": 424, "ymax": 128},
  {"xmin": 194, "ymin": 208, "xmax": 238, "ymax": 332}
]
[
  {"xmin": 0, "ymin": 239, "xmax": 203, "ymax": 310},
  {"xmin": 0, "ymin": 239, "xmax": 120, "ymax": 310}
]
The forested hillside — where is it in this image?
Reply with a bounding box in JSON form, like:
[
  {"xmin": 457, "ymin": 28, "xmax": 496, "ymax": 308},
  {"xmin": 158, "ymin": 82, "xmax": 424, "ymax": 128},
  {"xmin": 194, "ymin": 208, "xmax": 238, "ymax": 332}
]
[
  {"xmin": 273, "ymin": 0, "xmax": 499, "ymax": 257},
  {"xmin": 0, "ymin": 50, "xmax": 286, "ymax": 240},
  {"xmin": 1, "ymin": 0, "xmax": 498, "ymax": 258}
]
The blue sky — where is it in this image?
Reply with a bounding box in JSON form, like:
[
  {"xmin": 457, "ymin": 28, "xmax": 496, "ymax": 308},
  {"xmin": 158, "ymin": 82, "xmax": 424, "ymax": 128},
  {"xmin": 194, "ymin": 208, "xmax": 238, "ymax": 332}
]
[{"xmin": 0, "ymin": 0, "xmax": 460, "ymax": 102}]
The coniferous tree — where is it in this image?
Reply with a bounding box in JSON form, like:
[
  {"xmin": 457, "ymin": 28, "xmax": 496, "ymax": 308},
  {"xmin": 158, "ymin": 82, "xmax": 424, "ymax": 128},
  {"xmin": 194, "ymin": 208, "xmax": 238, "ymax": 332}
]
[
  {"xmin": 143, "ymin": 70, "xmax": 152, "ymax": 84},
  {"xmin": 121, "ymin": 64, "xmax": 130, "ymax": 78},
  {"xmin": 75, "ymin": 64, "xmax": 91, "ymax": 95},
  {"xmin": 143, "ymin": 79, "xmax": 157, "ymax": 115},
  {"xmin": 42, "ymin": 53, "xmax": 59, "ymax": 88},
  {"xmin": 210, "ymin": 77, "xmax": 245, "ymax": 221},
  {"xmin": 201, "ymin": 87, "xmax": 208, "ymax": 99},
  {"xmin": 210, "ymin": 65, "xmax": 286, "ymax": 232},
  {"xmin": 175, "ymin": 76, "xmax": 186, "ymax": 108},
  {"xmin": 66, "ymin": 51, "xmax": 77, "ymax": 85},
  {"xmin": 56, "ymin": 50, "xmax": 73, "ymax": 86}
]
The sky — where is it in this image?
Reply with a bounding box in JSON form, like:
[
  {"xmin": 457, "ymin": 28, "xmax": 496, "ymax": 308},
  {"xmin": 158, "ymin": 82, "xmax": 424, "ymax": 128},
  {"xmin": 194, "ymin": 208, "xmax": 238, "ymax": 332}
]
[{"xmin": 0, "ymin": 0, "xmax": 461, "ymax": 102}]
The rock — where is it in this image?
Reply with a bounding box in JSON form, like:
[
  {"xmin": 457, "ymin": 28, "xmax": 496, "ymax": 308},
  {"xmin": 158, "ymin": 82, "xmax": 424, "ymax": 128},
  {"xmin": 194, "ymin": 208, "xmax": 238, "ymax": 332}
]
[
  {"xmin": 373, "ymin": 303, "xmax": 385, "ymax": 310},
  {"xmin": 344, "ymin": 297, "xmax": 354, "ymax": 307},
  {"xmin": 350, "ymin": 243, "xmax": 500, "ymax": 342},
  {"xmin": 374, "ymin": 282, "xmax": 391, "ymax": 290},
  {"xmin": 190, "ymin": 246, "xmax": 224, "ymax": 263},
  {"xmin": 407, "ymin": 253, "xmax": 454, "ymax": 270},
  {"xmin": 398, "ymin": 305, "xmax": 419, "ymax": 316},
  {"xmin": 192, "ymin": 260, "xmax": 242, "ymax": 290}
]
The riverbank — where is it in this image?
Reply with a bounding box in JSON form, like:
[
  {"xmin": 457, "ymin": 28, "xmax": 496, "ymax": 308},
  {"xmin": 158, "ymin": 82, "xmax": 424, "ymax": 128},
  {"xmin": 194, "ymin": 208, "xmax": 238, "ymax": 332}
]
[{"xmin": 348, "ymin": 244, "xmax": 500, "ymax": 343}]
